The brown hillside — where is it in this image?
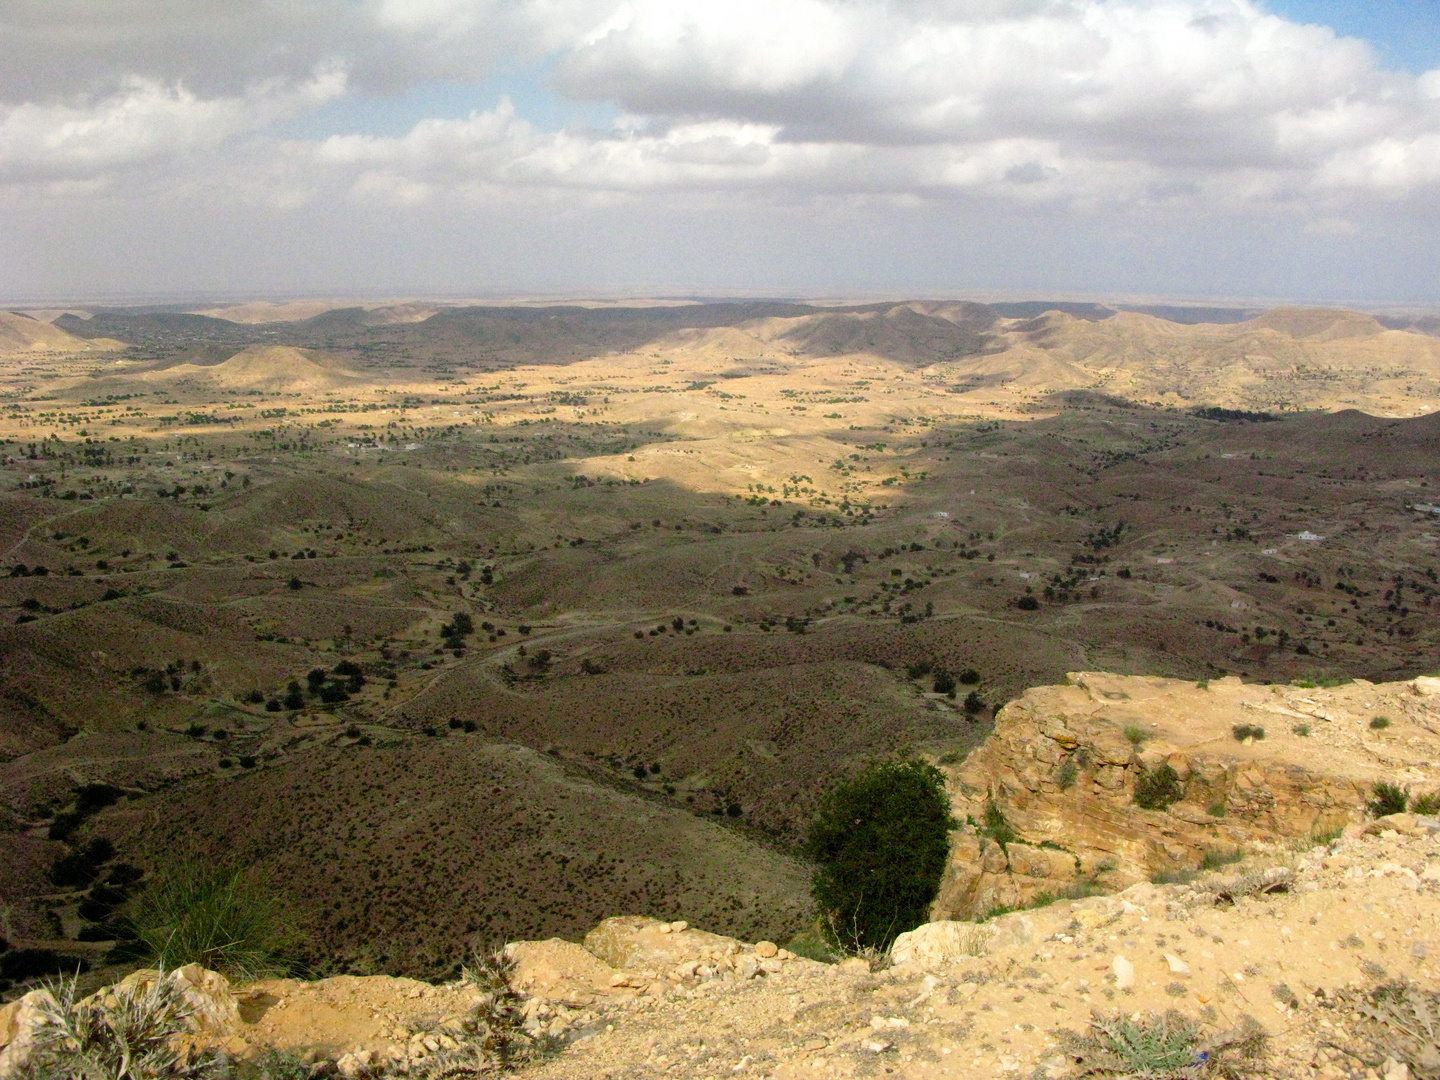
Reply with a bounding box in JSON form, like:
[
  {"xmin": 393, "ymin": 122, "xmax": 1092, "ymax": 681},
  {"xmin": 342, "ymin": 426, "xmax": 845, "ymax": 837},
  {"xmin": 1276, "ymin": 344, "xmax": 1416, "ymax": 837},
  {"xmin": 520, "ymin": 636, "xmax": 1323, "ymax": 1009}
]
[{"xmin": 0, "ymin": 311, "xmax": 126, "ymax": 356}]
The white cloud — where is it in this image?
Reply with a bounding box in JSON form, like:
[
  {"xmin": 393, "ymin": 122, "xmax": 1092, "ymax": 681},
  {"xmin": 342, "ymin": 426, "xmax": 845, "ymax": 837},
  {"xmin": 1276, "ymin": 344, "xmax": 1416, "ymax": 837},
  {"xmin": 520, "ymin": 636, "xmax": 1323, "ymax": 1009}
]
[
  {"xmin": 0, "ymin": 67, "xmax": 346, "ymax": 185},
  {"xmin": 5, "ymin": 0, "xmax": 1440, "ymax": 300}
]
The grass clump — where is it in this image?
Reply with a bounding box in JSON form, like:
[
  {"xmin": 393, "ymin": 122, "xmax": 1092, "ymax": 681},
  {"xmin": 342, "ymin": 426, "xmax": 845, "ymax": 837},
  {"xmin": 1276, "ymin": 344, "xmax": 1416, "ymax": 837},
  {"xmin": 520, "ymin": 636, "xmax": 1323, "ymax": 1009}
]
[
  {"xmin": 124, "ymin": 862, "xmax": 298, "ymax": 979},
  {"xmin": 979, "ymin": 797, "xmax": 1018, "ymax": 849},
  {"xmin": 1133, "ymin": 764, "xmax": 1184, "ymax": 811},
  {"xmin": 1207, "ymin": 800, "xmax": 1227, "ymax": 818},
  {"xmin": 784, "ymin": 929, "xmax": 842, "ymax": 964},
  {"xmin": 1056, "ymin": 758, "xmax": 1078, "ymax": 790},
  {"xmin": 1122, "ymin": 724, "xmax": 1147, "ymax": 748},
  {"xmin": 1412, "ymin": 792, "xmax": 1440, "ymax": 816},
  {"xmin": 1369, "ymin": 715, "xmax": 1391, "ymax": 730},
  {"xmin": 15, "ymin": 968, "xmax": 222, "ymax": 1079},
  {"xmin": 1200, "ymin": 846, "xmax": 1245, "ymax": 871},
  {"xmin": 1059, "ymin": 1009, "xmax": 1267, "ymax": 1079},
  {"xmin": 1368, "ymin": 782, "xmax": 1409, "ymax": 818},
  {"xmin": 805, "ymin": 759, "xmax": 956, "ymax": 953},
  {"xmin": 1292, "ymin": 723, "xmax": 1310, "ymax": 737},
  {"xmin": 1231, "ymin": 723, "xmax": 1265, "ymax": 741}
]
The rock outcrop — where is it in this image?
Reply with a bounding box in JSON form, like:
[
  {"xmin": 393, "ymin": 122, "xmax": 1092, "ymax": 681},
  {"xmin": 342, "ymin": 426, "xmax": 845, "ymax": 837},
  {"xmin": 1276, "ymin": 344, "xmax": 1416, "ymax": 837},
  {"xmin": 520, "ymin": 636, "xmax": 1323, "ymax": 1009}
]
[
  {"xmin": 935, "ymin": 672, "xmax": 1440, "ymax": 918},
  {"xmin": 3, "ymin": 813, "xmax": 1439, "ymax": 1078}
]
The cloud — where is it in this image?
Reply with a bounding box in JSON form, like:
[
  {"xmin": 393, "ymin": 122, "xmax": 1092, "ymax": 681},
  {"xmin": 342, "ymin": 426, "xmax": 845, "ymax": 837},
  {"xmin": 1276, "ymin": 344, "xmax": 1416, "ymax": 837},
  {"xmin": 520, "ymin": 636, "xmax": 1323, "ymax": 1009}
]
[
  {"xmin": 5, "ymin": 0, "xmax": 1440, "ymax": 302},
  {"xmin": 0, "ymin": 67, "xmax": 346, "ymax": 185}
]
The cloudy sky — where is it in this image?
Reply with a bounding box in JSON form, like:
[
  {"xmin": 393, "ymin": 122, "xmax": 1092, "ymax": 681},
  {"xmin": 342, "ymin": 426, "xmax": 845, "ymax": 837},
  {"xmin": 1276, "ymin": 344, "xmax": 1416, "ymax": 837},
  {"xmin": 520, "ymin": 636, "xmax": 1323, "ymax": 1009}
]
[{"xmin": 4, "ymin": 0, "xmax": 1440, "ymax": 304}]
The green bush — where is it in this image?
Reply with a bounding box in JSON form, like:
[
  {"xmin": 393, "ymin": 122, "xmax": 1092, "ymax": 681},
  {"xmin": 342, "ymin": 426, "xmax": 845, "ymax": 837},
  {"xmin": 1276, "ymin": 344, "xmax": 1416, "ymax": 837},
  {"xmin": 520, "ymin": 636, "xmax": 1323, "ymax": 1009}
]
[
  {"xmin": 1368, "ymin": 783, "xmax": 1409, "ymax": 818},
  {"xmin": 1122, "ymin": 724, "xmax": 1147, "ymax": 747},
  {"xmin": 124, "ymin": 862, "xmax": 298, "ymax": 979},
  {"xmin": 1133, "ymin": 764, "xmax": 1183, "ymax": 811},
  {"xmin": 980, "ymin": 798, "xmax": 1018, "ymax": 848},
  {"xmin": 1369, "ymin": 716, "xmax": 1390, "ymax": 730},
  {"xmin": 1232, "ymin": 723, "xmax": 1265, "ymax": 741},
  {"xmin": 1056, "ymin": 758, "xmax": 1078, "ymax": 790},
  {"xmin": 804, "ymin": 760, "xmax": 956, "ymax": 953},
  {"xmin": 1412, "ymin": 792, "xmax": 1440, "ymax": 815}
]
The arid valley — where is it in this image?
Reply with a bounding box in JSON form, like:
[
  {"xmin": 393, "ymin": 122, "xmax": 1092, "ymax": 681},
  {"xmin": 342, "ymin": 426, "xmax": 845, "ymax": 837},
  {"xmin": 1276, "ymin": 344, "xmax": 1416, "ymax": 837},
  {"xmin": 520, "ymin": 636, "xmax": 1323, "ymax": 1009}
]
[{"xmin": 1, "ymin": 297, "xmax": 1439, "ymax": 1080}]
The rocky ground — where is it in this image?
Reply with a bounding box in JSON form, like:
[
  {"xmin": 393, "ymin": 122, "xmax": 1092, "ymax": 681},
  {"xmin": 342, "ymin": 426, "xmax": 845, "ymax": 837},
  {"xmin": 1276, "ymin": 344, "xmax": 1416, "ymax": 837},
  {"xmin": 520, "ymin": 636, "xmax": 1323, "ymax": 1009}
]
[{"xmin": 3, "ymin": 812, "xmax": 1439, "ymax": 1079}]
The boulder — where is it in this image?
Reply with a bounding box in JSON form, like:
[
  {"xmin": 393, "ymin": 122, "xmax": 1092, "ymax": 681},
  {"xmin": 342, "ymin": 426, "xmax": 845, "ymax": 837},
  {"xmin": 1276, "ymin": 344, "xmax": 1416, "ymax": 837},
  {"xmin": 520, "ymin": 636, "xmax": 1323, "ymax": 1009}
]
[
  {"xmin": 506, "ymin": 938, "xmax": 625, "ymax": 1003},
  {"xmin": 889, "ymin": 922, "xmax": 993, "ymax": 966},
  {"xmin": 583, "ymin": 916, "xmax": 743, "ymax": 972},
  {"xmin": 112, "ymin": 965, "xmax": 243, "ymax": 1037},
  {"xmin": 0, "ymin": 990, "xmax": 55, "ymax": 1080}
]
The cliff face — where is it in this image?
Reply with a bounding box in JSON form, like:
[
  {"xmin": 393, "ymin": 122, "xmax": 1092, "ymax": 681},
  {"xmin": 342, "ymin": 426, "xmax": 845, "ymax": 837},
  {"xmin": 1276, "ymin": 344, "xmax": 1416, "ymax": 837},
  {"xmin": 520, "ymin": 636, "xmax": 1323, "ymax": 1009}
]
[{"xmin": 935, "ymin": 671, "xmax": 1440, "ymax": 918}]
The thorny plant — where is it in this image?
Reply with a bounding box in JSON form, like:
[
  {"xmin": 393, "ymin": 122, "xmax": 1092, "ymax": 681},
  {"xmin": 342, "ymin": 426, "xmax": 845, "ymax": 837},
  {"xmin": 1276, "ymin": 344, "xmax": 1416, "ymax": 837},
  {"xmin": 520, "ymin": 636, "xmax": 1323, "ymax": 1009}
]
[
  {"xmin": 1057, "ymin": 1009, "xmax": 1267, "ymax": 1079},
  {"xmin": 1323, "ymin": 982, "xmax": 1440, "ymax": 1080},
  {"xmin": 396, "ymin": 947, "xmax": 564, "ymax": 1078},
  {"xmin": 16, "ymin": 968, "xmax": 223, "ymax": 1080}
]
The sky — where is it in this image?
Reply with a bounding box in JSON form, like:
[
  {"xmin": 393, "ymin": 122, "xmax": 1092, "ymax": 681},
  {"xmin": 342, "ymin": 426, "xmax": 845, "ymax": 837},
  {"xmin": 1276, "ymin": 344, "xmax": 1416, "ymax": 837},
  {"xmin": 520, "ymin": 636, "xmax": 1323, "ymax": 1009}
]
[{"xmin": 4, "ymin": 0, "xmax": 1440, "ymax": 305}]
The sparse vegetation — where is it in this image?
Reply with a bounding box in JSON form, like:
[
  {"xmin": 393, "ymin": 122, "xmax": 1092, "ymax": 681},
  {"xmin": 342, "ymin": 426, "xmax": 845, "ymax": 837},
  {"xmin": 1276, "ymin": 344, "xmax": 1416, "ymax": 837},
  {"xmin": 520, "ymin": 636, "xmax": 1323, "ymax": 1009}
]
[
  {"xmin": 805, "ymin": 759, "xmax": 956, "ymax": 953},
  {"xmin": 1232, "ymin": 723, "xmax": 1265, "ymax": 741},
  {"xmin": 1058, "ymin": 1009, "xmax": 1267, "ymax": 1079},
  {"xmin": 1370, "ymin": 715, "xmax": 1391, "ymax": 730},
  {"xmin": 1133, "ymin": 764, "xmax": 1183, "ymax": 811},
  {"xmin": 15, "ymin": 968, "xmax": 221, "ymax": 1080},
  {"xmin": 125, "ymin": 862, "xmax": 298, "ymax": 979},
  {"xmin": 979, "ymin": 797, "xmax": 1018, "ymax": 849},
  {"xmin": 1122, "ymin": 723, "xmax": 1147, "ymax": 747},
  {"xmin": 1056, "ymin": 757, "xmax": 1078, "ymax": 790},
  {"xmin": 1412, "ymin": 792, "xmax": 1440, "ymax": 815},
  {"xmin": 1368, "ymin": 782, "xmax": 1409, "ymax": 818}
]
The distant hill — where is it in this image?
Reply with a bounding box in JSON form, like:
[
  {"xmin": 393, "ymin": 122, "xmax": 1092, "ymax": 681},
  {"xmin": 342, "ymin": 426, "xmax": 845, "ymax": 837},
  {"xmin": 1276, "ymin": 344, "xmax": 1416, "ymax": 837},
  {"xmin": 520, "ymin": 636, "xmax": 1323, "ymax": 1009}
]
[
  {"xmin": 0, "ymin": 311, "xmax": 127, "ymax": 356},
  {"xmin": 148, "ymin": 345, "xmax": 365, "ymax": 392}
]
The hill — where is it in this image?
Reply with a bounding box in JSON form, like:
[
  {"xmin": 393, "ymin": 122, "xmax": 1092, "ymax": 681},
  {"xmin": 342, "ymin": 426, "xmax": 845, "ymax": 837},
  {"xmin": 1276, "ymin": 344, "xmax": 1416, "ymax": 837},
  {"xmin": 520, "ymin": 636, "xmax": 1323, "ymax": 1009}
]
[
  {"xmin": 147, "ymin": 345, "xmax": 365, "ymax": 393},
  {"xmin": 0, "ymin": 312, "xmax": 126, "ymax": 356}
]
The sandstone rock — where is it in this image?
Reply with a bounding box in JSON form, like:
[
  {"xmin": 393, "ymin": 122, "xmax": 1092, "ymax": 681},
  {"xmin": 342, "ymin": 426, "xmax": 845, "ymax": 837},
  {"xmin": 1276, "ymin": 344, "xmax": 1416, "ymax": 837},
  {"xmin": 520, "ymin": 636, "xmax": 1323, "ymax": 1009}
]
[
  {"xmin": 584, "ymin": 916, "xmax": 743, "ymax": 972},
  {"xmin": 111, "ymin": 965, "xmax": 242, "ymax": 1038},
  {"xmin": 0, "ymin": 989, "xmax": 56, "ymax": 1079},
  {"xmin": 934, "ymin": 671, "xmax": 1437, "ymax": 920},
  {"xmin": 1413, "ymin": 676, "xmax": 1440, "ymax": 697},
  {"xmin": 1112, "ymin": 955, "xmax": 1134, "ymax": 989},
  {"xmin": 1163, "ymin": 953, "xmax": 1191, "ymax": 977},
  {"xmin": 506, "ymin": 938, "xmax": 624, "ymax": 1002},
  {"xmin": 754, "ymin": 941, "xmax": 778, "ymax": 958},
  {"xmin": 889, "ymin": 921, "xmax": 993, "ymax": 966}
]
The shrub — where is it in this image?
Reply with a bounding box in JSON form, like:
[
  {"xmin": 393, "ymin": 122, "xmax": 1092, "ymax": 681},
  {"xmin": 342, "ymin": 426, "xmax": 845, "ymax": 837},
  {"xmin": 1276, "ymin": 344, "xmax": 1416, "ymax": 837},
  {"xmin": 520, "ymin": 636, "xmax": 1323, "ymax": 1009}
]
[
  {"xmin": 1122, "ymin": 724, "xmax": 1147, "ymax": 747},
  {"xmin": 932, "ymin": 670, "xmax": 956, "ymax": 696},
  {"xmin": 1292, "ymin": 723, "xmax": 1310, "ymax": 737},
  {"xmin": 958, "ymin": 668, "xmax": 981, "ymax": 685},
  {"xmin": 906, "ymin": 660, "xmax": 933, "ymax": 679},
  {"xmin": 1056, "ymin": 758, "xmax": 1078, "ymax": 790},
  {"xmin": 1370, "ymin": 716, "xmax": 1391, "ymax": 730},
  {"xmin": 1016, "ymin": 595, "xmax": 1039, "ymax": 610},
  {"xmin": 1368, "ymin": 783, "xmax": 1409, "ymax": 818},
  {"xmin": 1232, "ymin": 723, "xmax": 1265, "ymax": 741},
  {"xmin": 980, "ymin": 798, "xmax": 1018, "ymax": 848},
  {"xmin": 1133, "ymin": 764, "xmax": 1183, "ymax": 811},
  {"xmin": 1207, "ymin": 801, "xmax": 1227, "ymax": 818},
  {"xmin": 784, "ymin": 930, "xmax": 841, "ymax": 964},
  {"xmin": 1412, "ymin": 792, "xmax": 1440, "ymax": 815},
  {"xmin": 804, "ymin": 759, "xmax": 956, "ymax": 953},
  {"xmin": 1201, "ymin": 847, "xmax": 1244, "ymax": 871},
  {"xmin": 124, "ymin": 862, "xmax": 298, "ymax": 979},
  {"xmin": 962, "ymin": 690, "xmax": 985, "ymax": 715}
]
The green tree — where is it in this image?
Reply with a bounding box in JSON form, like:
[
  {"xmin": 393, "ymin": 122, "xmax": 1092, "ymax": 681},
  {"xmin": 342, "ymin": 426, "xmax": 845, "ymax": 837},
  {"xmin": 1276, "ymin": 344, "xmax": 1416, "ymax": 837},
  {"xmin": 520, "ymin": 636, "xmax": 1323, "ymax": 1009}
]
[{"xmin": 804, "ymin": 760, "xmax": 956, "ymax": 953}]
